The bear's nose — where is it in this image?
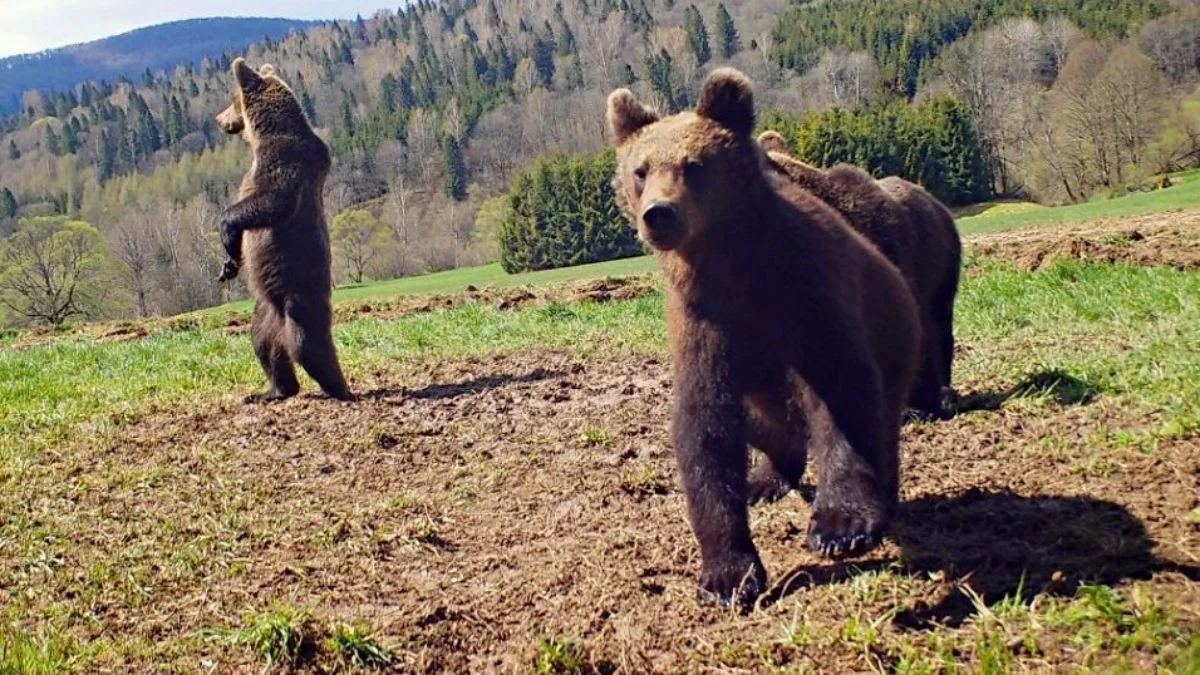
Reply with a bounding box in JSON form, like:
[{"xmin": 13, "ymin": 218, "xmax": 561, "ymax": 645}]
[{"xmin": 641, "ymin": 201, "xmax": 679, "ymax": 232}]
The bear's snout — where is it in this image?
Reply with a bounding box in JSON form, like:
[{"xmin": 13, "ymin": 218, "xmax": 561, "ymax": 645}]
[
  {"xmin": 216, "ymin": 105, "xmax": 245, "ymax": 135},
  {"xmin": 640, "ymin": 201, "xmax": 681, "ymax": 247}
]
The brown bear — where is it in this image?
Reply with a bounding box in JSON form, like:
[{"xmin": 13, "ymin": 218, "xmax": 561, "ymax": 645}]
[
  {"xmin": 875, "ymin": 174, "xmax": 962, "ymax": 411},
  {"xmin": 607, "ymin": 68, "xmax": 920, "ymax": 609},
  {"xmin": 756, "ymin": 130, "xmax": 962, "ymax": 419},
  {"xmin": 215, "ymin": 58, "xmax": 351, "ymax": 402}
]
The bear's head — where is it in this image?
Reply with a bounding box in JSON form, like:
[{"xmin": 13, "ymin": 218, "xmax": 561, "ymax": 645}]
[
  {"xmin": 215, "ymin": 58, "xmax": 309, "ymax": 141},
  {"xmin": 606, "ymin": 68, "xmax": 761, "ymax": 252},
  {"xmin": 756, "ymin": 130, "xmax": 790, "ymax": 155}
]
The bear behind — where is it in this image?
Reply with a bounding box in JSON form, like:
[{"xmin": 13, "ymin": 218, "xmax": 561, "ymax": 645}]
[
  {"xmin": 215, "ymin": 58, "xmax": 351, "ymax": 402},
  {"xmin": 756, "ymin": 130, "xmax": 962, "ymax": 418},
  {"xmin": 877, "ymin": 174, "xmax": 962, "ymax": 404},
  {"xmin": 607, "ymin": 69, "xmax": 920, "ymax": 609}
]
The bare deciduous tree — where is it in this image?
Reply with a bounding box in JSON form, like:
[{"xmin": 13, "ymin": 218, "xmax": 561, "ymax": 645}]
[
  {"xmin": 586, "ymin": 14, "xmax": 628, "ymax": 90},
  {"xmin": 1138, "ymin": 11, "xmax": 1200, "ymax": 84},
  {"xmin": 810, "ymin": 48, "xmax": 878, "ymax": 107},
  {"xmin": 1043, "ymin": 17, "xmax": 1083, "ymax": 77},
  {"xmin": 111, "ymin": 210, "xmax": 155, "ymax": 317}
]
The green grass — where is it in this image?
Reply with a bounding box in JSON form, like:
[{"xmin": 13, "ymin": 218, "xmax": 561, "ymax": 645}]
[
  {"xmin": 0, "ymin": 628, "xmax": 73, "ymax": 675},
  {"xmin": 0, "ymin": 293, "xmax": 665, "ymax": 459},
  {"xmin": 955, "ymin": 258, "xmax": 1200, "ymax": 441},
  {"xmin": 3, "ymin": 260, "xmax": 1198, "ymax": 461},
  {"xmin": 207, "ymin": 606, "xmax": 315, "ymax": 669},
  {"xmin": 324, "ymin": 623, "xmax": 393, "ymax": 670},
  {"xmin": 957, "ymin": 171, "xmax": 1200, "ymax": 234}
]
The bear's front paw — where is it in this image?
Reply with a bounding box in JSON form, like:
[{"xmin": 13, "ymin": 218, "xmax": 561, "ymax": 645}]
[
  {"xmin": 746, "ymin": 463, "xmax": 795, "ymax": 505},
  {"xmin": 807, "ymin": 497, "xmax": 887, "ymax": 559},
  {"xmin": 217, "ymin": 258, "xmax": 240, "ymax": 282},
  {"xmin": 697, "ymin": 549, "xmax": 767, "ymax": 612},
  {"xmin": 242, "ymin": 390, "xmax": 293, "ymax": 405},
  {"xmin": 939, "ymin": 386, "xmax": 959, "ymax": 415},
  {"xmin": 903, "ymin": 407, "xmax": 939, "ymax": 424}
]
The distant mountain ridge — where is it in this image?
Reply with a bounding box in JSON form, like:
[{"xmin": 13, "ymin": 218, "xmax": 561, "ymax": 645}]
[{"xmin": 0, "ymin": 17, "xmax": 322, "ymax": 114}]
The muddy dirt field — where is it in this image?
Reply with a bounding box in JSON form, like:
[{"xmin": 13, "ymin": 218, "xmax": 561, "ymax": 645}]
[
  {"xmin": 964, "ymin": 210, "xmax": 1200, "ymax": 272},
  {"xmin": 6, "ymin": 214, "xmax": 1200, "ymax": 672},
  {"xmin": 53, "ymin": 349, "xmax": 1199, "ymax": 673}
]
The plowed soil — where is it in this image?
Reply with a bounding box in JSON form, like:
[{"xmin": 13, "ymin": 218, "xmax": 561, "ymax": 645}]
[{"xmin": 31, "ymin": 351, "xmax": 1199, "ymax": 673}]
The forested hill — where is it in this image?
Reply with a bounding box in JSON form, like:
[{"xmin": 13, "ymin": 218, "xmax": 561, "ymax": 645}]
[
  {"xmin": 0, "ymin": 17, "xmax": 321, "ymax": 115},
  {"xmin": 0, "ymin": 0, "xmax": 1196, "ymax": 326},
  {"xmin": 774, "ymin": 0, "xmax": 1177, "ymax": 97}
]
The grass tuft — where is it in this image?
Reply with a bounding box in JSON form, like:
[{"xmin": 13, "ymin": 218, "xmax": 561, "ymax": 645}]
[
  {"xmin": 324, "ymin": 622, "xmax": 393, "ymax": 671},
  {"xmin": 218, "ymin": 606, "xmax": 316, "ymax": 668}
]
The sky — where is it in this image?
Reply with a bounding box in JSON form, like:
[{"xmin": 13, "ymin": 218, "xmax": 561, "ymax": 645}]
[{"xmin": 0, "ymin": 1, "xmax": 395, "ymax": 58}]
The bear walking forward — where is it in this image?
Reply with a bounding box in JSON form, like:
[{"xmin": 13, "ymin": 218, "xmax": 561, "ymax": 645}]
[
  {"xmin": 607, "ymin": 69, "xmax": 920, "ymax": 608},
  {"xmin": 756, "ymin": 131, "xmax": 962, "ymax": 419},
  {"xmin": 215, "ymin": 58, "xmax": 351, "ymax": 402},
  {"xmin": 876, "ymin": 174, "xmax": 962, "ymax": 411}
]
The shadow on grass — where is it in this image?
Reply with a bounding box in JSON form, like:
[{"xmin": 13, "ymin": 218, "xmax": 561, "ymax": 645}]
[
  {"xmin": 360, "ymin": 367, "xmax": 565, "ymax": 402},
  {"xmin": 951, "ymin": 368, "xmax": 1100, "ymax": 415},
  {"xmin": 764, "ymin": 490, "xmax": 1199, "ymax": 628}
]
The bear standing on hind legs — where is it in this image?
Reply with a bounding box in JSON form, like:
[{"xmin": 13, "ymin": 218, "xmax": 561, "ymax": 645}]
[
  {"xmin": 607, "ymin": 69, "xmax": 921, "ymax": 609},
  {"xmin": 215, "ymin": 58, "xmax": 351, "ymax": 403},
  {"xmin": 756, "ymin": 130, "xmax": 962, "ymax": 421}
]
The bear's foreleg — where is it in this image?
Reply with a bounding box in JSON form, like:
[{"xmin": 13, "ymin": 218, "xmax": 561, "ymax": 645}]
[
  {"xmin": 670, "ymin": 319, "xmax": 766, "ymax": 610},
  {"xmin": 218, "ymin": 188, "xmax": 297, "ymax": 273},
  {"xmin": 800, "ymin": 341, "xmax": 893, "ymax": 558}
]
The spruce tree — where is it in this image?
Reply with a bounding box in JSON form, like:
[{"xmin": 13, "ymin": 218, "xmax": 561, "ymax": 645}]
[
  {"xmin": 715, "ymin": 4, "xmax": 740, "ymax": 58},
  {"xmin": 684, "ymin": 5, "xmax": 712, "ymax": 65},
  {"xmin": 443, "ymin": 134, "xmax": 467, "ymax": 201},
  {"xmin": 0, "ymin": 188, "xmax": 16, "ymax": 219}
]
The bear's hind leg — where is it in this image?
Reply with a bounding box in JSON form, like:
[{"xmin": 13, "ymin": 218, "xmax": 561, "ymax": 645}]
[
  {"xmin": 934, "ymin": 278, "xmax": 959, "ymax": 410},
  {"xmin": 745, "ymin": 390, "xmax": 810, "ymax": 505},
  {"xmin": 906, "ymin": 307, "xmax": 949, "ymax": 421},
  {"xmin": 248, "ymin": 301, "xmax": 300, "ymax": 402},
  {"xmin": 283, "ymin": 297, "xmax": 352, "ymax": 401}
]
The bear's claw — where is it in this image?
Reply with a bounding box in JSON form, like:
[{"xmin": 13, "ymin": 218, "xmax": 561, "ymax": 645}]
[
  {"xmin": 697, "ymin": 550, "xmax": 768, "ymax": 612},
  {"xmin": 807, "ymin": 504, "xmax": 886, "ymax": 559}
]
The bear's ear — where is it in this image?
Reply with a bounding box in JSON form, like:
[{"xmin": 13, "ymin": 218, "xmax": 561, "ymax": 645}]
[
  {"xmin": 258, "ymin": 63, "xmax": 277, "ymax": 77},
  {"xmin": 696, "ymin": 68, "xmax": 755, "ymax": 138},
  {"xmin": 232, "ymin": 57, "xmax": 264, "ymax": 93},
  {"xmin": 757, "ymin": 130, "xmax": 789, "ymax": 154},
  {"xmin": 606, "ymin": 88, "xmax": 659, "ymax": 145}
]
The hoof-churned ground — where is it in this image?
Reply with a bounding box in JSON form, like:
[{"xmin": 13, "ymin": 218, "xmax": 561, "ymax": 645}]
[{"xmin": 2, "ymin": 215, "xmax": 1199, "ymax": 673}]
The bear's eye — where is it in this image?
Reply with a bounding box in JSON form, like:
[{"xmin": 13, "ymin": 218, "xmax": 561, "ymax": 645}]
[
  {"xmin": 633, "ymin": 166, "xmax": 647, "ymax": 190},
  {"xmin": 683, "ymin": 159, "xmax": 703, "ymax": 181}
]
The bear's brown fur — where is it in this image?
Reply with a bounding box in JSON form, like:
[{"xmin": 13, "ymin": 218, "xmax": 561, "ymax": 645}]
[
  {"xmin": 607, "ymin": 69, "xmax": 920, "ymax": 608},
  {"xmin": 755, "ymin": 130, "xmax": 962, "ymax": 418},
  {"xmin": 215, "ymin": 58, "xmax": 351, "ymax": 402},
  {"xmin": 876, "ymin": 174, "xmax": 962, "ymax": 406}
]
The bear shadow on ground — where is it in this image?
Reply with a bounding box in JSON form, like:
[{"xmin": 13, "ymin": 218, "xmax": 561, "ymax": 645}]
[
  {"xmin": 950, "ymin": 367, "xmax": 1100, "ymax": 415},
  {"xmin": 359, "ymin": 367, "xmax": 566, "ymax": 402},
  {"xmin": 764, "ymin": 489, "xmax": 1199, "ymax": 628}
]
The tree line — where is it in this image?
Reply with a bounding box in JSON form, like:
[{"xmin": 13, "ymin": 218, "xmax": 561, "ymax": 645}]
[{"xmin": 1, "ymin": 0, "xmax": 1198, "ymax": 327}]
